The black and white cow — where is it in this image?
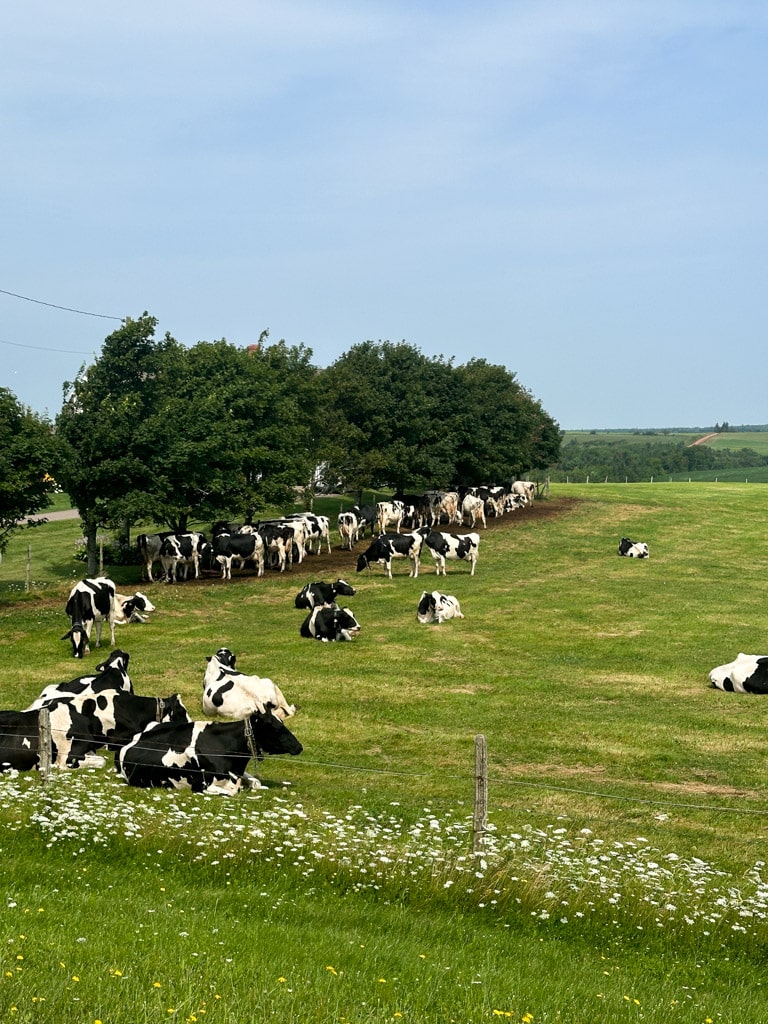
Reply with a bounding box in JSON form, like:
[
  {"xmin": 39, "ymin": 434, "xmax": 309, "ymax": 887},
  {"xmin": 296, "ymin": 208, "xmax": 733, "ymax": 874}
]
[
  {"xmin": 159, "ymin": 532, "xmax": 210, "ymax": 583},
  {"xmin": 337, "ymin": 512, "xmax": 359, "ymax": 550},
  {"xmin": 26, "ymin": 649, "xmax": 134, "ymax": 709},
  {"xmin": 511, "ymin": 480, "xmax": 536, "ymax": 504},
  {"xmin": 375, "ymin": 500, "xmax": 406, "ymax": 534},
  {"xmin": 203, "ymin": 648, "xmax": 297, "ymax": 720},
  {"xmin": 294, "ymin": 579, "xmax": 356, "ymax": 609},
  {"xmin": 137, "ymin": 531, "xmax": 176, "ymax": 582},
  {"xmin": 285, "ymin": 513, "xmax": 332, "ymax": 555},
  {"xmin": 709, "ymin": 654, "xmax": 768, "ymax": 694},
  {"xmin": 351, "ymin": 504, "xmax": 376, "ymax": 538},
  {"xmin": 0, "ymin": 705, "xmax": 100, "ymax": 772},
  {"xmin": 356, "ymin": 532, "xmax": 423, "ymax": 578},
  {"xmin": 300, "ymin": 606, "xmax": 361, "ymax": 642},
  {"xmin": 416, "ymin": 590, "xmax": 465, "ymax": 624},
  {"xmin": 62, "ymin": 577, "xmax": 118, "ymax": 658},
  {"xmin": 211, "ymin": 531, "xmax": 265, "ymax": 579},
  {"xmin": 115, "ymin": 711, "xmax": 303, "ymax": 793},
  {"xmin": 461, "ymin": 494, "xmax": 486, "ymax": 529},
  {"xmin": 248, "ymin": 523, "xmax": 294, "ymax": 571},
  {"xmin": 115, "ymin": 591, "xmax": 156, "ymax": 624},
  {"xmin": 418, "ymin": 529, "xmax": 480, "ymax": 576},
  {"xmin": 618, "ymin": 537, "xmax": 649, "ymax": 558}
]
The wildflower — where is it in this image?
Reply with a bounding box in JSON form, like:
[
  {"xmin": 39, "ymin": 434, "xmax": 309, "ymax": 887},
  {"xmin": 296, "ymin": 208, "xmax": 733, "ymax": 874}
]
[
  {"xmin": 326, "ymin": 966, "xmax": 337, "ymax": 975},
  {"xmin": 154, "ymin": 981, "xmax": 162, "ymax": 988},
  {"xmin": 277, "ymin": 977, "xmax": 287, "ymax": 983}
]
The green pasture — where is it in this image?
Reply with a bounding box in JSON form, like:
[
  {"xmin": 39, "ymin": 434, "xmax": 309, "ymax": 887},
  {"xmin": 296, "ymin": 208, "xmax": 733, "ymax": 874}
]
[
  {"xmin": 2, "ymin": 485, "xmax": 768, "ymax": 1022},
  {"xmin": 563, "ymin": 430, "xmax": 702, "ymax": 445}
]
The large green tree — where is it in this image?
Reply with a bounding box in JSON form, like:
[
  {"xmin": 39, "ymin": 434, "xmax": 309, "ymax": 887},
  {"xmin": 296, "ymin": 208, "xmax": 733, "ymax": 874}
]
[{"xmin": 0, "ymin": 388, "xmax": 61, "ymax": 554}]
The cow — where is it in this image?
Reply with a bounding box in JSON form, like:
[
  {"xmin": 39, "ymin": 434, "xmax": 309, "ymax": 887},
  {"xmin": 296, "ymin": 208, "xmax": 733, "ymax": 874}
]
[
  {"xmin": 618, "ymin": 537, "xmax": 649, "ymax": 558},
  {"xmin": 211, "ymin": 531, "xmax": 265, "ymax": 579},
  {"xmin": 25, "ymin": 649, "xmax": 133, "ymax": 710},
  {"xmin": 709, "ymin": 654, "xmax": 768, "ymax": 694},
  {"xmin": 300, "ymin": 606, "xmax": 361, "ymax": 642},
  {"xmin": 356, "ymin": 532, "xmax": 423, "ymax": 579},
  {"xmin": 159, "ymin": 532, "xmax": 210, "ymax": 583},
  {"xmin": 246, "ymin": 522, "xmax": 294, "ymax": 571},
  {"xmin": 203, "ymin": 648, "xmax": 296, "ymax": 720},
  {"xmin": 337, "ymin": 511, "xmax": 359, "ymax": 550},
  {"xmin": 418, "ymin": 529, "xmax": 480, "ymax": 576},
  {"xmin": 114, "ymin": 591, "xmax": 156, "ymax": 624},
  {"xmin": 115, "ymin": 711, "xmax": 303, "ymax": 793},
  {"xmin": 461, "ymin": 494, "xmax": 486, "ymax": 529},
  {"xmin": 416, "ymin": 590, "xmax": 465, "ymax": 624},
  {"xmin": 62, "ymin": 577, "xmax": 118, "ymax": 658},
  {"xmin": 511, "ymin": 481, "xmax": 536, "ymax": 504},
  {"xmin": 434, "ymin": 491, "xmax": 461, "ymax": 526},
  {"xmin": 0, "ymin": 705, "xmax": 101, "ymax": 772},
  {"xmin": 294, "ymin": 579, "xmax": 356, "ymax": 610},
  {"xmin": 351, "ymin": 504, "xmax": 376, "ymax": 538},
  {"xmin": 285, "ymin": 513, "xmax": 332, "ymax": 555},
  {"xmin": 137, "ymin": 531, "xmax": 175, "ymax": 582},
  {"xmin": 375, "ymin": 500, "xmax": 406, "ymax": 534}
]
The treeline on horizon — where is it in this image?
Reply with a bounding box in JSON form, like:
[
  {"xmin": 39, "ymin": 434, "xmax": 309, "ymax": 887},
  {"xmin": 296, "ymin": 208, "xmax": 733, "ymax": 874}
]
[{"xmin": 551, "ymin": 438, "xmax": 768, "ymax": 482}]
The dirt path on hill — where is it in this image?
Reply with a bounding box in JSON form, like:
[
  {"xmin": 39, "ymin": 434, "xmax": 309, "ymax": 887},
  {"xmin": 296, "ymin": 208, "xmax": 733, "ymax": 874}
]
[{"xmin": 688, "ymin": 433, "xmax": 720, "ymax": 447}]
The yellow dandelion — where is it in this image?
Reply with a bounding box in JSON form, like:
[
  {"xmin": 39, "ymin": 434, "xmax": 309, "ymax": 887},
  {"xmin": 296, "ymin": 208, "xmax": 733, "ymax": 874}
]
[
  {"xmin": 278, "ymin": 977, "xmax": 287, "ymax": 983},
  {"xmin": 72, "ymin": 976, "xmax": 80, "ymax": 983},
  {"xmin": 379, "ymin": 978, "xmax": 387, "ymax": 984},
  {"xmin": 167, "ymin": 1009, "xmax": 175, "ymax": 1015},
  {"xmin": 326, "ymin": 965, "xmax": 338, "ymax": 975},
  {"xmin": 154, "ymin": 981, "xmax": 162, "ymax": 988},
  {"xmin": 16, "ymin": 955, "xmax": 23, "ymax": 961},
  {"xmin": 5, "ymin": 972, "xmax": 12, "ymax": 978},
  {"xmin": 522, "ymin": 1015, "xmax": 534, "ymax": 1023}
]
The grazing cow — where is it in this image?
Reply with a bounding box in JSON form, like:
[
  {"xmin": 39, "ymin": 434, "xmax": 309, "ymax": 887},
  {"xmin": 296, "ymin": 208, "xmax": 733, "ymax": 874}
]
[
  {"xmin": 356, "ymin": 532, "xmax": 423, "ymax": 578},
  {"xmin": 115, "ymin": 591, "xmax": 156, "ymax": 624},
  {"xmin": 710, "ymin": 654, "xmax": 768, "ymax": 694},
  {"xmin": 0, "ymin": 705, "xmax": 100, "ymax": 772},
  {"xmin": 511, "ymin": 480, "xmax": 536, "ymax": 504},
  {"xmin": 337, "ymin": 511, "xmax": 359, "ymax": 550},
  {"xmin": 211, "ymin": 531, "xmax": 265, "ymax": 579},
  {"xmin": 26, "ymin": 649, "xmax": 133, "ymax": 710},
  {"xmin": 115, "ymin": 711, "xmax": 303, "ymax": 793},
  {"xmin": 418, "ymin": 529, "xmax": 480, "ymax": 576},
  {"xmin": 159, "ymin": 532, "xmax": 210, "ymax": 583},
  {"xmin": 618, "ymin": 537, "xmax": 649, "ymax": 558},
  {"xmin": 300, "ymin": 606, "xmax": 361, "ymax": 642},
  {"xmin": 461, "ymin": 494, "xmax": 486, "ymax": 529},
  {"xmin": 294, "ymin": 579, "xmax": 356, "ymax": 610},
  {"xmin": 62, "ymin": 577, "xmax": 118, "ymax": 658},
  {"xmin": 351, "ymin": 504, "xmax": 376, "ymax": 538},
  {"xmin": 416, "ymin": 590, "xmax": 465, "ymax": 624},
  {"xmin": 375, "ymin": 500, "xmax": 406, "ymax": 534},
  {"xmin": 203, "ymin": 648, "xmax": 296, "ymax": 720}
]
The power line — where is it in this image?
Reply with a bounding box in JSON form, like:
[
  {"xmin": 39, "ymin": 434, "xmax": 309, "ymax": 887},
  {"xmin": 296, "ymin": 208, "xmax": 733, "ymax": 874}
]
[
  {"xmin": 0, "ymin": 337, "xmax": 94, "ymax": 355},
  {"xmin": 0, "ymin": 287, "xmax": 122, "ymax": 320}
]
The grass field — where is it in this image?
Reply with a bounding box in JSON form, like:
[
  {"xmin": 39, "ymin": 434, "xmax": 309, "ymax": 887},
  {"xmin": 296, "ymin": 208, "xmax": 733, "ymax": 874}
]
[{"xmin": 2, "ymin": 486, "xmax": 768, "ymax": 1022}]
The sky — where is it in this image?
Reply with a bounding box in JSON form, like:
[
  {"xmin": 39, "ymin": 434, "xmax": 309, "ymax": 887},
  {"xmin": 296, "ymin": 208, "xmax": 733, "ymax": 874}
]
[{"xmin": 2, "ymin": 1, "xmax": 766, "ymax": 430}]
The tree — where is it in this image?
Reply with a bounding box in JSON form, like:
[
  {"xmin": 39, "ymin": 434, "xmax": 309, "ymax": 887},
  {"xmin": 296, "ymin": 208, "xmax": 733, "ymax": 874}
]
[{"xmin": 0, "ymin": 389, "xmax": 61, "ymax": 554}]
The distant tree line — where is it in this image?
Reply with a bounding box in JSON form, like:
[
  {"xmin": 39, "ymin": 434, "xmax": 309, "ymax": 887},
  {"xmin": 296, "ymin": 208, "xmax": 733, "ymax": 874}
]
[
  {"xmin": 0, "ymin": 313, "xmax": 561, "ymax": 571},
  {"xmin": 551, "ymin": 439, "xmax": 768, "ymax": 482}
]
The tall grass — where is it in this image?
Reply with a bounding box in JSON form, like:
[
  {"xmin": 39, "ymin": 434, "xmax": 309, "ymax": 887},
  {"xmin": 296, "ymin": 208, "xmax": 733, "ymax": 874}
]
[{"xmin": 2, "ymin": 484, "xmax": 768, "ymax": 1021}]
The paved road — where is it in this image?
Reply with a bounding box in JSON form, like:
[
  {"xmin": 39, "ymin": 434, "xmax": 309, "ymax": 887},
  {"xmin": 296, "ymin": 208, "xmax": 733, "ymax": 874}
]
[{"xmin": 28, "ymin": 508, "xmax": 80, "ymax": 522}]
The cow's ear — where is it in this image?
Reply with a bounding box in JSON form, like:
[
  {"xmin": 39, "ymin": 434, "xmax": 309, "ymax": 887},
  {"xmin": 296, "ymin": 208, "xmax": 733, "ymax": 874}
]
[{"xmin": 205, "ymin": 656, "xmax": 212, "ymax": 663}]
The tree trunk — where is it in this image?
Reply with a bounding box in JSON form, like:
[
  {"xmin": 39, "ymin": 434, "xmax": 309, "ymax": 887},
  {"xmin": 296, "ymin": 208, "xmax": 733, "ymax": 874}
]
[{"xmin": 83, "ymin": 515, "xmax": 99, "ymax": 577}]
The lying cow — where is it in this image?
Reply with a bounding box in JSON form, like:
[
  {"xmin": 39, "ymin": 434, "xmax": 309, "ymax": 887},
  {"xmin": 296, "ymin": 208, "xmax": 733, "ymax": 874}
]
[
  {"xmin": 0, "ymin": 704, "xmax": 100, "ymax": 772},
  {"xmin": 115, "ymin": 711, "xmax": 303, "ymax": 793},
  {"xmin": 418, "ymin": 529, "xmax": 480, "ymax": 576},
  {"xmin": 62, "ymin": 577, "xmax": 118, "ymax": 658},
  {"xmin": 416, "ymin": 591, "xmax": 465, "ymax": 624},
  {"xmin": 115, "ymin": 591, "xmax": 156, "ymax": 624},
  {"xmin": 294, "ymin": 579, "xmax": 356, "ymax": 610},
  {"xmin": 300, "ymin": 606, "xmax": 361, "ymax": 642},
  {"xmin": 26, "ymin": 650, "xmax": 133, "ymax": 710},
  {"xmin": 618, "ymin": 537, "xmax": 649, "ymax": 558},
  {"xmin": 709, "ymin": 654, "xmax": 768, "ymax": 694},
  {"xmin": 356, "ymin": 532, "xmax": 423, "ymax": 578},
  {"xmin": 203, "ymin": 648, "xmax": 297, "ymax": 720}
]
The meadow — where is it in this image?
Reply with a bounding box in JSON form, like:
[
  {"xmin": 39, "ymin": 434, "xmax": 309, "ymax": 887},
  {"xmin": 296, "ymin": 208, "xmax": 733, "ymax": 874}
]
[{"xmin": 1, "ymin": 483, "xmax": 768, "ymax": 1022}]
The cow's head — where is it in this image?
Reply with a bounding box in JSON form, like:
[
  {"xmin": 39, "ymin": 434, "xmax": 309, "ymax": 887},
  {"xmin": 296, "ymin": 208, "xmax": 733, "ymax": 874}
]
[
  {"xmin": 96, "ymin": 649, "xmax": 131, "ymax": 674},
  {"xmin": 160, "ymin": 694, "xmax": 192, "ymax": 723},
  {"xmin": 207, "ymin": 647, "xmax": 237, "ymax": 669},
  {"xmin": 333, "ymin": 579, "xmax": 356, "ymax": 597},
  {"xmin": 249, "ymin": 711, "xmax": 303, "ymax": 757},
  {"xmin": 416, "ymin": 591, "xmax": 436, "ymax": 623},
  {"xmin": 62, "ymin": 621, "xmax": 89, "ymax": 658},
  {"xmin": 334, "ymin": 607, "xmax": 361, "ymax": 638},
  {"xmin": 355, "ymin": 553, "xmax": 369, "ymax": 573}
]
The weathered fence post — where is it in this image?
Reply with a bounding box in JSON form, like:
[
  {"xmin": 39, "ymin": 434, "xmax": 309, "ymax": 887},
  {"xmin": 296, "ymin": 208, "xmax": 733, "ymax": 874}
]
[
  {"xmin": 473, "ymin": 733, "xmax": 488, "ymax": 854},
  {"xmin": 38, "ymin": 707, "xmax": 52, "ymax": 782}
]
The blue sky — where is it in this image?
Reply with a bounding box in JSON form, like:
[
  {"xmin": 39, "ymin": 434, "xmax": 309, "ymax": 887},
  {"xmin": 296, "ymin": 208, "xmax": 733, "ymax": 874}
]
[{"xmin": 2, "ymin": 1, "xmax": 766, "ymax": 428}]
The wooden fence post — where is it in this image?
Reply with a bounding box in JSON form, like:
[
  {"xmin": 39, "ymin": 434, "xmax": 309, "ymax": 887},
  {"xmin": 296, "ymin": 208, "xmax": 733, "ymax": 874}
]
[
  {"xmin": 38, "ymin": 708, "xmax": 52, "ymax": 782},
  {"xmin": 473, "ymin": 733, "xmax": 488, "ymax": 854}
]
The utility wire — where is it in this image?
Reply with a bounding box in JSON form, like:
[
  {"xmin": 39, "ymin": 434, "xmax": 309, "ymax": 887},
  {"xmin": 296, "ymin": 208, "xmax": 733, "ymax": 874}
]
[
  {"xmin": 0, "ymin": 287, "xmax": 122, "ymax": 321},
  {"xmin": 0, "ymin": 337, "xmax": 94, "ymax": 355}
]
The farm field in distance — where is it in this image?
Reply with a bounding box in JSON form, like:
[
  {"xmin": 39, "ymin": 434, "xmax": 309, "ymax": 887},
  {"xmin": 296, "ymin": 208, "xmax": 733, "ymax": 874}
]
[{"xmin": 2, "ymin": 482, "xmax": 768, "ymax": 1022}]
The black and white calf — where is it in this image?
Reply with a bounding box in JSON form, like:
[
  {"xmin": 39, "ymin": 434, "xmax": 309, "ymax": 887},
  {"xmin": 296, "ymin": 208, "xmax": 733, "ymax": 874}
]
[
  {"xmin": 115, "ymin": 591, "xmax": 156, "ymax": 624},
  {"xmin": 418, "ymin": 529, "xmax": 480, "ymax": 576},
  {"xmin": 356, "ymin": 532, "xmax": 423, "ymax": 578},
  {"xmin": 300, "ymin": 606, "xmax": 361, "ymax": 642},
  {"xmin": 115, "ymin": 711, "xmax": 303, "ymax": 793},
  {"xmin": 337, "ymin": 512, "xmax": 359, "ymax": 550},
  {"xmin": 160, "ymin": 532, "xmax": 210, "ymax": 583},
  {"xmin": 62, "ymin": 578, "xmax": 118, "ymax": 658},
  {"xmin": 203, "ymin": 648, "xmax": 297, "ymax": 720},
  {"xmin": 710, "ymin": 654, "xmax": 768, "ymax": 694},
  {"xmin": 26, "ymin": 649, "xmax": 134, "ymax": 709},
  {"xmin": 618, "ymin": 537, "xmax": 649, "ymax": 558},
  {"xmin": 294, "ymin": 579, "xmax": 356, "ymax": 609},
  {"xmin": 416, "ymin": 591, "xmax": 465, "ymax": 624}
]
